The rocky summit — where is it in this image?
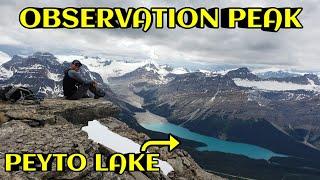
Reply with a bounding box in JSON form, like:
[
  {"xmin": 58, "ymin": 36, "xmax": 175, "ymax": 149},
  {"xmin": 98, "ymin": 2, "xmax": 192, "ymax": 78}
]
[{"xmin": 0, "ymin": 99, "xmax": 223, "ymax": 180}]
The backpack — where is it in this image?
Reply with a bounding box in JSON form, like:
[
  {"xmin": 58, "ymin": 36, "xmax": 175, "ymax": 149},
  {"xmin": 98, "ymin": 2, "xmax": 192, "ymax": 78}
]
[{"xmin": 0, "ymin": 86, "xmax": 38, "ymax": 102}]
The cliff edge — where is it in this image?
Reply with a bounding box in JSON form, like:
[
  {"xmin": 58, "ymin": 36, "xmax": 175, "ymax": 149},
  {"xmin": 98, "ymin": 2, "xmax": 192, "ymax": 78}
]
[{"xmin": 0, "ymin": 99, "xmax": 223, "ymax": 180}]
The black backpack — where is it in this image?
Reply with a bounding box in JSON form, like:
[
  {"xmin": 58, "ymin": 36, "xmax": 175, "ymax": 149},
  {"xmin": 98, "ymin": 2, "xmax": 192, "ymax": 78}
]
[{"xmin": 0, "ymin": 86, "xmax": 38, "ymax": 102}]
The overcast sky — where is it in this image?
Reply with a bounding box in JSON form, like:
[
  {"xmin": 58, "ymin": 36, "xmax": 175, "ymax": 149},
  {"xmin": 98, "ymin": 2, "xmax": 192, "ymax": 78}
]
[{"xmin": 0, "ymin": 0, "xmax": 319, "ymax": 71}]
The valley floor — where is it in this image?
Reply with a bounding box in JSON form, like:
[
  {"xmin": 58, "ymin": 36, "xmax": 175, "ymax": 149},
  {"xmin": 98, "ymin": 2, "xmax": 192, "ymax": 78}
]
[
  {"xmin": 135, "ymin": 110, "xmax": 168, "ymax": 124},
  {"xmin": 109, "ymin": 81, "xmax": 144, "ymax": 108},
  {"xmin": 109, "ymin": 80, "xmax": 167, "ymax": 124}
]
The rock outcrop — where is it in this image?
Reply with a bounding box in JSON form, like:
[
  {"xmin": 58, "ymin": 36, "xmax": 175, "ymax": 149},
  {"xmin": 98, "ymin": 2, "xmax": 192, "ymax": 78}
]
[{"xmin": 0, "ymin": 99, "xmax": 223, "ymax": 180}]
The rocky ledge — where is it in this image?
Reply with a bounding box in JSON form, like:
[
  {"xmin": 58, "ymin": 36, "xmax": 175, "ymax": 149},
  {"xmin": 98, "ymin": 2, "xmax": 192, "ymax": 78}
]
[{"xmin": 0, "ymin": 99, "xmax": 223, "ymax": 180}]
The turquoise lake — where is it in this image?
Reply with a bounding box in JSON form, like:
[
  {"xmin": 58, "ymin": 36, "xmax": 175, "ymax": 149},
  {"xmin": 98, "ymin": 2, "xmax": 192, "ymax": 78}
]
[{"xmin": 141, "ymin": 122, "xmax": 286, "ymax": 160}]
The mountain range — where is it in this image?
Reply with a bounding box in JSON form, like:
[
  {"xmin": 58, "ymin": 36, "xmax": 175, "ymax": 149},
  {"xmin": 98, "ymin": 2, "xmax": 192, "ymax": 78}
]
[
  {"xmin": 1, "ymin": 51, "xmax": 320, "ymax": 179},
  {"xmin": 1, "ymin": 52, "xmax": 320, "ymax": 150}
]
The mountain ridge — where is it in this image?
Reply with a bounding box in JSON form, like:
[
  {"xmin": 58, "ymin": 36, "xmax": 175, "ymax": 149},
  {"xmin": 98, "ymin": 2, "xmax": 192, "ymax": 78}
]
[{"xmin": 108, "ymin": 63, "xmax": 320, "ymax": 156}]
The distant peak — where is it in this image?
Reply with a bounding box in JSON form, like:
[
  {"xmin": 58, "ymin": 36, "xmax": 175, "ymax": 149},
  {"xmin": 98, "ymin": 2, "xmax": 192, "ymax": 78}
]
[
  {"xmin": 226, "ymin": 67, "xmax": 258, "ymax": 80},
  {"xmin": 237, "ymin": 67, "xmax": 251, "ymax": 73},
  {"xmin": 227, "ymin": 67, "xmax": 252, "ymax": 75}
]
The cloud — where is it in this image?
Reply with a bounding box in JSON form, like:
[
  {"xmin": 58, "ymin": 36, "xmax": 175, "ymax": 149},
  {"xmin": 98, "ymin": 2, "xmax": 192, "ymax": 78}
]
[{"xmin": 0, "ymin": 0, "xmax": 319, "ymax": 71}]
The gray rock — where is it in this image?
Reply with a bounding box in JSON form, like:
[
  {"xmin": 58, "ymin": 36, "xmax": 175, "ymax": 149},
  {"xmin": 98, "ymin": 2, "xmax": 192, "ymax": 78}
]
[{"xmin": 0, "ymin": 99, "xmax": 223, "ymax": 180}]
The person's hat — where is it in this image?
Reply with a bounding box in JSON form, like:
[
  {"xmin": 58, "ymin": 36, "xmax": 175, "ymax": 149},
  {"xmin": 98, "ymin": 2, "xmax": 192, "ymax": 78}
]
[{"xmin": 72, "ymin": 60, "xmax": 82, "ymax": 67}]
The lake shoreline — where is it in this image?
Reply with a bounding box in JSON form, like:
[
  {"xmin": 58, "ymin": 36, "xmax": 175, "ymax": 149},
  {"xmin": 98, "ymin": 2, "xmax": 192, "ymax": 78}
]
[
  {"xmin": 134, "ymin": 110, "xmax": 168, "ymax": 124},
  {"xmin": 139, "ymin": 119, "xmax": 284, "ymax": 160}
]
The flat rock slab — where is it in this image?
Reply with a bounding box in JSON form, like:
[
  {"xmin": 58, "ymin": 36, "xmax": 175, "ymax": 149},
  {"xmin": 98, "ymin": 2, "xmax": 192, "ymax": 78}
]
[{"xmin": 0, "ymin": 99, "xmax": 120, "ymax": 126}]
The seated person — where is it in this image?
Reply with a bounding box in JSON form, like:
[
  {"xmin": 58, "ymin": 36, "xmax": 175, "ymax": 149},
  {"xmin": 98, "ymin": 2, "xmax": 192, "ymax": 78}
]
[{"xmin": 63, "ymin": 60, "xmax": 105, "ymax": 100}]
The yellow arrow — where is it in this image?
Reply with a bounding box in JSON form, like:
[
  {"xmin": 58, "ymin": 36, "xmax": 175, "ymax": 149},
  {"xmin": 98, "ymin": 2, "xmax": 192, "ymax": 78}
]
[{"xmin": 140, "ymin": 134, "xmax": 180, "ymax": 152}]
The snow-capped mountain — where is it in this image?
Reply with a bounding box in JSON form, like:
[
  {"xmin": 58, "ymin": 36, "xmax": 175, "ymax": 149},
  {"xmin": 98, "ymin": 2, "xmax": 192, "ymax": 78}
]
[
  {"xmin": 2, "ymin": 52, "xmax": 320, "ymax": 97},
  {"xmin": 56, "ymin": 55, "xmax": 192, "ymax": 84},
  {"xmin": 0, "ymin": 52, "xmax": 104, "ymax": 97},
  {"xmin": 109, "ymin": 63, "xmax": 193, "ymax": 86},
  {"xmin": 108, "ymin": 62, "xmax": 320, "ymax": 94},
  {"xmin": 56, "ymin": 55, "xmax": 149, "ymax": 83},
  {"xmin": 225, "ymin": 67, "xmax": 259, "ymax": 80}
]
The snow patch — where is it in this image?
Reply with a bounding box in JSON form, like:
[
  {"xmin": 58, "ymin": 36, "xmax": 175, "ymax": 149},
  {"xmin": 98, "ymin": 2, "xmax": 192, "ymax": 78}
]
[
  {"xmin": 233, "ymin": 78, "xmax": 320, "ymax": 92},
  {"xmin": 10, "ymin": 83, "xmax": 30, "ymax": 87},
  {"xmin": 38, "ymin": 85, "xmax": 63, "ymax": 97},
  {"xmin": 142, "ymin": 63, "xmax": 172, "ymax": 83},
  {"xmin": 82, "ymin": 120, "xmax": 174, "ymax": 176},
  {"xmin": 210, "ymin": 89, "xmax": 220, "ymax": 102},
  {"xmin": 171, "ymin": 67, "xmax": 188, "ymax": 75},
  {"xmin": 96, "ymin": 60, "xmax": 148, "ymax": 82},
  {"xmin": 0, "ymin": 51, "xmax": 11, "ymax": 65},
  {"xmin": 38, "ymin": 86, "xmax": 53, "ymax": 95},
  {"xmin": 21, "ymin": 64, "xmax": 44, "ymax": 70},
  {"xmin": 157, "ymin": 65, "xmax": 171, "ymax": 76},
  {"xmin": 198, "ymin": 69, "xmax": 211, "ymax": 75},
  {"xmin": 0, "ymin": 67, "xmax": 13, "ymax": 80},
  {"xmin": 47, "ymin": 71, "xmax": 62, "ymax": 81}
]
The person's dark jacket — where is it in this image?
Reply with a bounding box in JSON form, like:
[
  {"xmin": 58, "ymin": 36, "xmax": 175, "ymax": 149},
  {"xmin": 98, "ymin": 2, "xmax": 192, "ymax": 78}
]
[{"xmin": 63, "ymin": 68, "xmax": 93, "ymax": 97}]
